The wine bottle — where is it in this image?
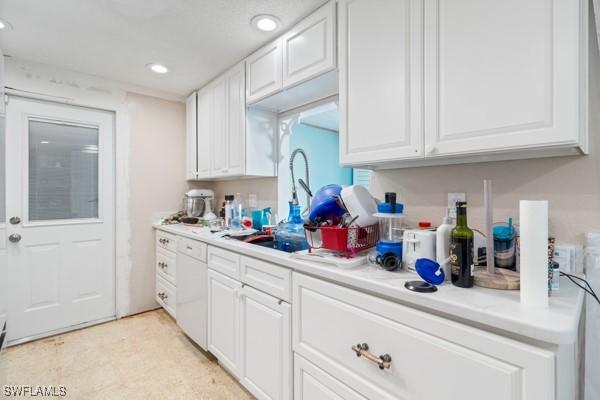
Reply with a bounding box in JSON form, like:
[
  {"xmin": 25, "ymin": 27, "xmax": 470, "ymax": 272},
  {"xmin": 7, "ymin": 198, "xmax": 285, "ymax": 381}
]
[{"xmin": 450, "ymin": 202, "xmax": 474, "ymax": 288}]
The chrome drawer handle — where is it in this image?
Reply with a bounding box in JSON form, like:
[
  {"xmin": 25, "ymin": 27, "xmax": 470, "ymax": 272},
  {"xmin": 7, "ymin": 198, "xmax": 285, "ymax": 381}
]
[
  {"xmin": 186, "ymin": 245, "xmax": 193, "ymax": 250},
  {"xmin": 158, "ymin": 292, "xmax": 168, "ymax": 301},
  {"xmin": 352, "ymin": 343, "xmax": 392, "ymax": 370}
]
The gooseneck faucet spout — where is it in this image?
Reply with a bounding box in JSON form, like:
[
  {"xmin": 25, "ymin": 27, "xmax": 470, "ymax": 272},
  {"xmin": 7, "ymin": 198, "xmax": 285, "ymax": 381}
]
[{"xmin": 289, "ymin": 148, "xmax": 311, "ymax": 213}]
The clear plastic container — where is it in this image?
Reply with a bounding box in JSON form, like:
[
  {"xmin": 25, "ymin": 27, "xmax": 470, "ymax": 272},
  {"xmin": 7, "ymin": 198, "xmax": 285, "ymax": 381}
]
[{"xmin": 374, "ymin": 213, "xmax": 405, "ymax": 243}]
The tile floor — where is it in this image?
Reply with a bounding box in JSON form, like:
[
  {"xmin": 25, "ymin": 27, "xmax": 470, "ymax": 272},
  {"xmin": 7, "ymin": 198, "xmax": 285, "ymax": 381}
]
[{"xmin": 0, "ymin": 309, "xmax": 253, "ymax": 399}]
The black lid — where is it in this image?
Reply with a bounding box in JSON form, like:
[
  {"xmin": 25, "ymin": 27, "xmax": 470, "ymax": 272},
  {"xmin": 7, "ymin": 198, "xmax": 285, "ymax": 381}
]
[
  {"xmin": 456, "ymin": 201, "xmax": 467, "ymax": 208},
  {"xmin": 225, "ymin": 195, "xmax": 234, "ymax": 201},
  {"xmin": 385, "ymin": 192, "xmax": 397, "ymax": 213}
]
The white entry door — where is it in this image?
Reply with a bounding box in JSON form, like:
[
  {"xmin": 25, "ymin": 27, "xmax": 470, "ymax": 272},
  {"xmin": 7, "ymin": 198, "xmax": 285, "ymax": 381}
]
[{"xmin": 5, "ymin": 97, "xmax": 115, "ymax": 343}]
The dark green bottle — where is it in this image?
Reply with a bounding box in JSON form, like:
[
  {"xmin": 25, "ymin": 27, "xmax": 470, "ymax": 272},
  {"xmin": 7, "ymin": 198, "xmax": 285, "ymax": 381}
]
[{"xmin": 450, "ymin": 202, "xmax": 474, "ymax": 288}]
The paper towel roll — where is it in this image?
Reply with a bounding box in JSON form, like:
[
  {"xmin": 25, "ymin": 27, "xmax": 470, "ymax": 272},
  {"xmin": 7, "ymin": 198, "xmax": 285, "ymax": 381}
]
[{"xmin": 519, "ymin": 200, "xmax": 549, "ymax": 307}]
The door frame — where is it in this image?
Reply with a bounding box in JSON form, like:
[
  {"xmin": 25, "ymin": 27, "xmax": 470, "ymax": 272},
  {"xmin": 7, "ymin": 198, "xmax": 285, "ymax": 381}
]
[{"xmin": 5, "ymin": 89, "xmax": 132, "ymax": 321}]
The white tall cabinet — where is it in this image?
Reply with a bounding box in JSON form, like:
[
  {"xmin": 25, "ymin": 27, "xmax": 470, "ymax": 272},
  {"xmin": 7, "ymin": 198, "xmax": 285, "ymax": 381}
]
[
  {"xmin": 185, "ymin": 92, "xmax": 197, "ymax": 180},
  {"xmin": 196, "ymin": 87, "xmax": 211, "ymax": 179},
  {"xmin": 339, "ymin": 0, "xmax": 588, "ymax": 167}
]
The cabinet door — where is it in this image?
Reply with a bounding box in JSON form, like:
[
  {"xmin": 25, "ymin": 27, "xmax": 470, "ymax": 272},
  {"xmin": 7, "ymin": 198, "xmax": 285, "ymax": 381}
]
[
  {"xmin": 282, "ymin": 2, "xmax": 336, "ymax": 89},
  {"xmin": 225, "ymin": 63, "xmax": 246, "ymax": 176},
  {"xmin": 339, "ymin": 0, "xmax": 424, "ymax": 166},
  {"xmin": 240, "ymin": 285, "xmax": 291, "ymax": 400},
  {"xmin": 294, "ymin": 354, "xmax": 368, "ymax": 400},
  {"xmin": 207, "ymin": 268, "xmax": 240, "ymax": 378},
  {"xmin": 209, "ymin": 76, "xmax": 228, "ymax": 177},
  {"xmin": 423, "ymin": 0, "xmax": 584, "ymax": 157},
  {"xmin": 196, "ymin": 87, "xmax": 211, "ymax": 179},
  {"xmin": 246, "ymin": 39, "xmax": 283, "ymax": 104},
  {"xmin": 185, "ymin": 92, "xmax": 197, "ymax": 180}
]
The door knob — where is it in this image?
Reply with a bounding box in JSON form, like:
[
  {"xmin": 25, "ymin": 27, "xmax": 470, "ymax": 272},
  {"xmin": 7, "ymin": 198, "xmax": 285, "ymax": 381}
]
[
  {"xmin": 8, "ymin": 234, "xmax": 21, "ymax": 243},
  {"xmin": 9, "ymin": 217, "xmax": 20, "ymax": 225}
]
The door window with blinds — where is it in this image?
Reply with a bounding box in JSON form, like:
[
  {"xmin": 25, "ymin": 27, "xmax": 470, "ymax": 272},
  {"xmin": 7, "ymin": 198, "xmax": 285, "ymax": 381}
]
[{"xmin": 28, "ymin": 120, "xmax": 99, "ymax": 222}]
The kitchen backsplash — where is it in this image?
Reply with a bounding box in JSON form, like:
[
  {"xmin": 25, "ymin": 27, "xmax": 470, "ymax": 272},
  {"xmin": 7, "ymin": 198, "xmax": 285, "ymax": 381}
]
[{"xmin": 190, "ymin": 176, "xmax": 278, "ymax": 216}]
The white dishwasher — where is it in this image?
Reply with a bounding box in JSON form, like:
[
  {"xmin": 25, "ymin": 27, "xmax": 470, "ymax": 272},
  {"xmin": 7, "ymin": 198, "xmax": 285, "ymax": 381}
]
[{"xmin": 176, "ymin": 238, "xmax": 208, "ymax": 350}]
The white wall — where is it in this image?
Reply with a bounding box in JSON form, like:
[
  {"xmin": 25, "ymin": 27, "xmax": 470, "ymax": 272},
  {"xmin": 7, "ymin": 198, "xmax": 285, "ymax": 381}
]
[{"xmin": 127, "ymin": 92, "xmax": 186, "ymax": 314}]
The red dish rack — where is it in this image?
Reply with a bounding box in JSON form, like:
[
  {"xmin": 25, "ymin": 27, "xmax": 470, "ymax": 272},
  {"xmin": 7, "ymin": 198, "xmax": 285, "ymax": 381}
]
[{"xmin": 304, "ymin": 224, "xmax": 379, "ymax": 258}]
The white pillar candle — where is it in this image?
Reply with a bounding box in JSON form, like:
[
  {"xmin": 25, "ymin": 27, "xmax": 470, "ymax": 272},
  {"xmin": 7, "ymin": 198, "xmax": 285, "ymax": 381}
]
[{"xmin": 519, "ymin": 200, "xmax": 549, "ymax": 307}]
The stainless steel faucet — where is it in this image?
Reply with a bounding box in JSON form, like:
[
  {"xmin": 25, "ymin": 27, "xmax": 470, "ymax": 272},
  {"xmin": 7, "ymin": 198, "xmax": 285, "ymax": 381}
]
[{"xmin": 289, "ymin": 148, "xmax": 311, "ymax": 213}]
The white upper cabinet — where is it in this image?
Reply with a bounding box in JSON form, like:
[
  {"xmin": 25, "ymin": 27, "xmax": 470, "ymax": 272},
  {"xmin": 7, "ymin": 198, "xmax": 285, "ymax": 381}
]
[
  {"xmin": 209, "ymin": 75, "xmax": 228, "ymax": 176},
  {"xmin": 246, "ymin": 2, "xmax": 338, "ymax": 106},
  {"xmin": 339, "ymin": 0, "xmax": 424, "ymax": 166},
  {"xmin": 225, "ymin": 63, "xmax": 246, "ymax": 176},
  {"xmin": 246, "ymin": 39, "xmax": 283, "ymax": 104},
  {"xmin": 423, "ymin": 0, "xmax": 586, "ymax": 158},
  {"xmin": 196, "ymin": 87, "xmax": 211, "ymax": 179},
  {"xmin": 185, "ymin": 92, "xmax": 197, "ymax": 180},
  {"xmin": 186, "ymin": 61, "xmax": 275, "ymax": 180},
  {"xmin": 339, "ymin": 0, "xmax": 588, "ymax": 168},
  {"xmin": 282, "ymin": 2, "xmax": 337, "ymax": 89}
]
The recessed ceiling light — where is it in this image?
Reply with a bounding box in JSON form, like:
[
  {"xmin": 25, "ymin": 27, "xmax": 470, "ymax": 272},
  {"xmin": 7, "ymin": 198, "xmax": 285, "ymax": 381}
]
[
  {"xmin": 40, "ymin": 141, "xmax": 49, "ymax": 144},
  {"xmin": 146, "ymin": 63, "xmax": 169, "ymax": 74},
  {"xmin": 0, "ymin": 18, "xmax": 13, "ymax": 31},
  {"xmin": 251, "ymin": 15, "xmax": 281, "ymax": 32}
]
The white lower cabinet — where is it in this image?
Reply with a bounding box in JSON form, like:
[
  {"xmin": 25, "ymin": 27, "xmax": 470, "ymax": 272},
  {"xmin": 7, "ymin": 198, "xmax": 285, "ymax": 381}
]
[
  {"xmin": 155, "ymin": 231, "xmax": 177, "ymax": 318},
  {"xmin": 240, "ymin": 285, "xmax": 292, "ymax": 400},
  {"xmin": 293, "ymin": 272, "xmax": 555, "ymax": 400},
  {"xmin": 294, "ymin": 354, "xmax": 367, "ymax": 400},
  {"xmin": 208, "ymin": 268, "xmax": 241, "ymax": 378}
]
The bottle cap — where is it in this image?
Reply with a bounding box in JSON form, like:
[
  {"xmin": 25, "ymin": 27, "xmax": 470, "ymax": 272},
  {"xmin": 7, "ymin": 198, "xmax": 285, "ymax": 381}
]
[
  {"xmin": 225, "ymin": 195, "xmax": 234, "ymax": 201},
  {"xmin": 418, "ymin": 221, "xmax": 432, "ymax": 228}
]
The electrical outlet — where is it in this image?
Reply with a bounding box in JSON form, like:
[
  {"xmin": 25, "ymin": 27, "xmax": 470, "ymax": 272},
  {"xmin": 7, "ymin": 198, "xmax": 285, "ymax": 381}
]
[
  {"xmin": 248, "ymin": 194, "xmax": 258, "ymax": 208},
  {"xmin": 447, "ymin": 193, "xmax": 466, "ymax": 218}
]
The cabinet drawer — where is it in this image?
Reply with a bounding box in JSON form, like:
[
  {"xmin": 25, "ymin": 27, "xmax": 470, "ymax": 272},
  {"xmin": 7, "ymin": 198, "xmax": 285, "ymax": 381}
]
[
  {"xmin": 208, "ymin": 246, "xmax": 241, "ymax": 280},
  {"xmin": 156, "ymin": 230, "xmax": 177, "ymax": 253},
  {"xmin": 177, "ymin": 237, "xmax": 207, "ymax": 262},
  {"xmin": 240, "ymin": 256, "xmax": 291, "ymax": 302},
  {"xmin": 156, "ymin": 249, "xmax": 176, "ymax": 285},
  {"xmin": 294, "ymin": 354, "xmax": 367, "ymax": 400},
  {"xmin": 156, "ymin": 275, "xmax": 176, "ymax": 318},
  {"xmin": 293, "ymin": 273, "xmax": 555, "ymax": 400}
]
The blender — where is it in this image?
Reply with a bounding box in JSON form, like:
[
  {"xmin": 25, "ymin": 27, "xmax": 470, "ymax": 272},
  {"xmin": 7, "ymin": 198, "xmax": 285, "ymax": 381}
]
[{"xmin": 373, "ymin": 192, "xmax": 404, "ymax": 271}]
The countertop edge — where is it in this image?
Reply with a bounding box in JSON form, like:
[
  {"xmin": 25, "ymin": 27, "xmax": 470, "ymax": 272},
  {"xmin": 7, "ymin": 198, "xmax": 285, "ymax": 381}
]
[{"xmin": 153, "ymin": 224, "xmax": 584, "ymax": 346}]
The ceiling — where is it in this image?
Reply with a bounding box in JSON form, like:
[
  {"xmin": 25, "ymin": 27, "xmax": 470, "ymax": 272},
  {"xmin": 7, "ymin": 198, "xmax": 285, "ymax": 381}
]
[{"xmin": 0, "ymin": 0, "xmax": 325, "ymax": 98}]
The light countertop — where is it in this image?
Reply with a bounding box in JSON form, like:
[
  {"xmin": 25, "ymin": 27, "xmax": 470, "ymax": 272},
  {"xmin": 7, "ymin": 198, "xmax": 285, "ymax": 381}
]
[{"xmin": 154, "ymin": 223, "xmax": 584, "ymax": 345}]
